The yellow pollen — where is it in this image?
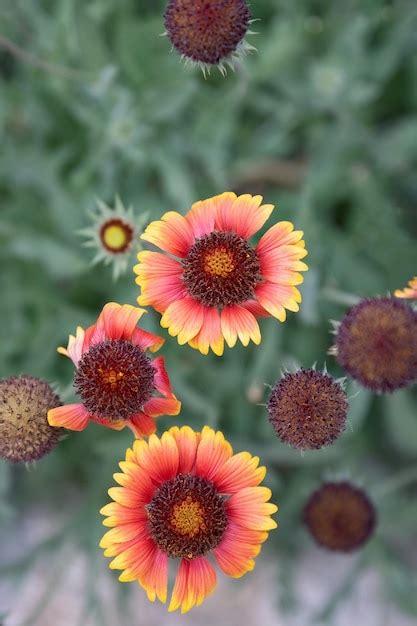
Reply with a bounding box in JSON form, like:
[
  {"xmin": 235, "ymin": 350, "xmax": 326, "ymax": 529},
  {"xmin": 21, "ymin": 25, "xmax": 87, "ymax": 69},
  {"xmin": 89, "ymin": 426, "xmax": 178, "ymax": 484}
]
[
  {"xmin": 98, "ymin": 368, "xmax": 124, "ymax": 387},
  {"xmin": 170, "ymin": 496, "xmax": 206, "ymax": 537},
  {"xmin": 101, "ymin": 224, "xmax": 129, "ymax": 251},
  {"xmin": 204, "ymin": 248, "xmax": 235, "ymax": 277}
]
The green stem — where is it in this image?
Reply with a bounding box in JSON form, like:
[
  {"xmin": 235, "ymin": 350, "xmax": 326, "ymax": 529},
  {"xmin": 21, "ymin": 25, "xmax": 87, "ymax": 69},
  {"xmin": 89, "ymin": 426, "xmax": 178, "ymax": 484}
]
[
  {"xmin": 374, "ymin": 465, "xmax": 417, "ymax": 499},
  {"xmin": 321, "ymin": 287, "xmax": 361, "ymax": 307}
]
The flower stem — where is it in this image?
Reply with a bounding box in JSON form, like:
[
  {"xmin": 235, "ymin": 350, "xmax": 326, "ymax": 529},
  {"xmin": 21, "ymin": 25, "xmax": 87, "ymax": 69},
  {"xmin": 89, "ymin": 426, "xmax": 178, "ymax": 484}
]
[{"xmin": 374, "ymin": 465, "xmax": 417, "ymax": 499}]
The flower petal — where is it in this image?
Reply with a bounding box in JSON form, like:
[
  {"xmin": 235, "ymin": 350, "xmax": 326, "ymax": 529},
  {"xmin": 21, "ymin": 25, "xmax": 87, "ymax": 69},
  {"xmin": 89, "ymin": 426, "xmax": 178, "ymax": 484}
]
[
  {"xmin": 213, "ymin": 529, "xmax": 261, "ymax": 578},
  {"xmin": 134, "ymin": 432, "xmax": 179, "ymax": 485},
  {"xmin": 131, "ymin": 327, "xmax": 165, "ymax": 353},
  {"xmin": 47, "ymin": 403, "xmax": 90, "ymax": 431},
  {"xmin": 141, "ymin": 211, "xmax": 194, "ymax": 257},
  {"xmin": 92, "ymin": 302, "xmax": 147, "ymax": 343},
  {"xmin": 257, "ymin": 221, "xmax": 305, "ymax": 256},
  {"xmin": 169, "ymin": 426, "xmax": 198, "ymax": 474},
  {"xmin": 394, "ymin": 276, "xmax": 417, "ymax": 299},
  {"xmin": 211, "ymin": 451, "xmax": 266, "ymax": 494},
  {"xmin": 127, "ymin": 412, "xmax": 157, "ymax": 438},
  {"xmin": 136, "ymin": 274, "xmax": 186, "ymax": 312},
  {"xmin": 160, "ymin": 297, "xmax": 205, "ymax": 345},
  {"xmin": 109, "ymin": 536, "xmax": 157, "ymax": 575},
  {"xmin": 139, "ymin": 548, "xmax": 169, "ymax": 604},
  {"xmin": 134, "ymin": 251, "xmax": 183, "ymax": 278},
  {"xmin": 168, "ymin": 557, "xmax": 217, "ymax": 613},
  {"xmin": 214, "ymin": 524, "xmax": 264, "ymax": 578},
  {"xmin": 255, "ymin": 282, "xmax": 302, "ymax": 321},
  {"xmin": 194, "ymin": 426, "xmax": 233, "ymax": 482},
  {"xmin": 57, "ymin": 326, "xmax": 85, "ymax": 367},
  {"xmin": 221, "ymin": 306, "xmax": 261, "ymax": 348},
  {"xmin": 90, "ymin": 415, "xmax": 126, "ymax": 431},
  {"xmin": 152, "ymin": 356, "xmax": 173, "ymax": 396},
  {"xmin": 215, "ymin": 193, "xmax": 274, "ymax": 239},
  {"xmin": 257, "ymin": 244, "xmax": 308, "ymax": 284},
  {"xmin": 186, "ymin": 197, "xmax": 217, "ymax": 239},
  {"xmin": 188, "ymin": 307, "xmax": 224, "ymax": 356},
  {"xmin": 226, "ymin": 486, "xmax": 278, "ymax": 531},
  {"xmin": 142, "ymin": 395, "xmax": 181, "ymax": 418}
]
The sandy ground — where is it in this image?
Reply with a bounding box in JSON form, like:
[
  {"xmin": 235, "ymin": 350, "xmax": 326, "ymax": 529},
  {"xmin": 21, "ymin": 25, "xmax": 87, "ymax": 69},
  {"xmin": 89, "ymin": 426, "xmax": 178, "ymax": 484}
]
[{"xmin": 1, "ymin": 509, "xmax": 416, "ymax": 626}]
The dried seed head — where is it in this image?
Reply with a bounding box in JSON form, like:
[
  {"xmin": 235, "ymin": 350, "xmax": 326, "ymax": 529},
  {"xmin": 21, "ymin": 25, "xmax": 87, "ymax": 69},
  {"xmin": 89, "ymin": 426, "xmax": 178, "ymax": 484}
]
[
  {"xmin": 267, "ymin": 369, "xmax": 348, "ymax": 450},
  {"xmin": 304, "ymin": 482, "xmax": 376, "ymax": 552},
  {"xmin": 0, "ymin": 375, "xmax": 62, "ymax": 463},
  {"xmin": 164, "ymin": 0, "xmax": 251, "ymax": 68},
  {"xmin": 334, "ymin": 297, "xmax": 417, "ymax": 392}
]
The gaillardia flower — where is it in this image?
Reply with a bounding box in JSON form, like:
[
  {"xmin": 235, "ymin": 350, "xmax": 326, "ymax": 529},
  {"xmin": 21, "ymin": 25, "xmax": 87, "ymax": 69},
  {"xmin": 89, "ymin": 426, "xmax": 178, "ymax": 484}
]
[
  {"xmin": 134, "ymin": 192, "xmax": 308, "ymax": 355},
  {"xmin": 303, "ymin": 482, "xmax": 376, "ymax": 552},
  {"xmin": 164, "ymin": 0, "xmax": 255, "ymax": 75},
  {"xmin": 331, "ymin": 297, "xmax": 417, "ymax": 393},
  {"xmin": 267, "ymin": 368, "xmax": 348, "ymax": 450},
  {"xmin": 48, "ymin": 303, "xmax": 180, "ymax": 438},
  {"xmin": 100, "ymin": 426, "xmax": 278, "ymax": 613},
  {"xmin": 394, "ymin": 276, "xmax": 417, "ymax": 299},
  {"xmin": 0, "ymin": 375, "xmax": 62, "ymax": 463},
  {"xmin": 79, "ymin": 196, "xmax": 147, "ymax": 280}
]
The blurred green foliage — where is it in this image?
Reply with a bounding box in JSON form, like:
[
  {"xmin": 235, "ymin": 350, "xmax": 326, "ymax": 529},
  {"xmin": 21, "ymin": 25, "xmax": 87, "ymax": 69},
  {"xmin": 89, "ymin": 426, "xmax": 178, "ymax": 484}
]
[{"xmin": 1, "ymin": 0, "xmax": 417, "ymax": 623}]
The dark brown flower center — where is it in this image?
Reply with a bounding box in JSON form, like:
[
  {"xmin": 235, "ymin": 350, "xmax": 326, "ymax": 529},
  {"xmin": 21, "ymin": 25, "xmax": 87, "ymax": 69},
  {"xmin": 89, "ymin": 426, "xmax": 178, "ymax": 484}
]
[
  {"xmin": 164, "ymin": 0, "xmax": 251, "ymax": 65},
  {"xmin": 182, "ymin": 231, "xmax": 261, "ymax": 308},
  {"xmin": 74, "ymin": 339, "xmax": 155, "ymax": 421},
  {"xmin": 303, "ymin": 482, "xmax": 376, "ymax": 552},
  {"xmin": 335, "ymin": 297, "xmax": 417, "ymax": 392},
  {"xmin": 147, "ymin": 473, "xmax": 228, "ymax": 559},
  {"xmin": 0, "ymin": 375, "xmax": 62, "ymax": 463},
  {"xmin": 99, "ymin": 218, "xmax": 133, "ymax": 254},
  {"xmin": 267, "ymin": 369, "xmax": 347, "ymax": 450}
]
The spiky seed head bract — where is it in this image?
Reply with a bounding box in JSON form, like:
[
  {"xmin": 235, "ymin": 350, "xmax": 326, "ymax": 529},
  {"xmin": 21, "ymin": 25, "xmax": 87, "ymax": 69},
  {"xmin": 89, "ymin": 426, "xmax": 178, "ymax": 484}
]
[
  {"xmin": 267, "ymin": 368, "xmax": 348, "ymax": 450},
  {"xmin": 0, "ymin": 375, "xmax": 62, "ymax": 463},
  {"xmin": 303, "ymin": 482, "xmax": 376, "ymax": 552},
  {"xmin": 333, "ymin": 297, "xmax": 417, "ymax": 393},
  {"xmin": 164, "ymin": 0, "xmax": 254, "ymax": 76},
  {"xmin": 79, "ymin": 196, "xmax": 147, "ymax": 280}
]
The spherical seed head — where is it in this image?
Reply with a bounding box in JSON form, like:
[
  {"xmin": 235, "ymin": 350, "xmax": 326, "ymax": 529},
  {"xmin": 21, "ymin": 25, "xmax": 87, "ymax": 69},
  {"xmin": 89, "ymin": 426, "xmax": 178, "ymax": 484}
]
[
  {"xmin": 304, "ymin": 482, "xmax": 376, "ymax": 552},
  {"xmin": 147, "ymin": 473, "xmax": 228, "ymax": 559},
  {"xmin": 267, "ymin": 369, "xmax": 348, "ymax": 450},
  {"xmin": 164, "ymin": 0, "xmax": 251, "ymax": 66},
  {"xmin": 182, "ymin": 231, "xmax": 261, "ymax": 308},
  {"xmin": 335, "ymin": 297, "xmax": 417, "ymax": 393},
  {"xmin": 0, "ymin": 375, "xmax": 62, "ymax": 463},
  {"xmin": 74, "ymin": 339, "xmax": 156, "ymax": 421}
]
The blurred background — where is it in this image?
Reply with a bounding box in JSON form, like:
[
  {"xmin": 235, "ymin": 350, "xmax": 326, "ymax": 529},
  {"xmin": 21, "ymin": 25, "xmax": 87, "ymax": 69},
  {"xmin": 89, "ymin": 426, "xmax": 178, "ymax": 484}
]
[{"xmin": 1, "ymin": 0, "xmax": 417, "ymax": 624}]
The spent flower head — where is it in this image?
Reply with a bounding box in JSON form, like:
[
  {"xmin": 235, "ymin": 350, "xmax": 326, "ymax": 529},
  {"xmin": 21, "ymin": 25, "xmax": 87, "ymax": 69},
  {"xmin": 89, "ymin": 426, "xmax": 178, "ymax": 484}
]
[
  {"xmin": 0, "ymin": 375, "xmax": 62, "ymax": 463},
  {"xmin": 331, "ymin": 297, "xmax": 417, "ymax": 393},
  {"xmin": 164, "ymin": 0, "xmax": 256, "ymax": 76},
  {"xmin": 303, "ymin": 481, "xmax": 376, "ymax": 552},
  {"xmin": 267, "ymin": 368, "xmax": 348, "ymax": 450}
]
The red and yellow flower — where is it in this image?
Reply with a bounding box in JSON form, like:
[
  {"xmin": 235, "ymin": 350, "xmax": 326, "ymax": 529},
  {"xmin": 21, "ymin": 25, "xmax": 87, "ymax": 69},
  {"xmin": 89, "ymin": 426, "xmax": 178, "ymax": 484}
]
[
  {"xmin": 48, "ymin": 303, "xmax": 180, "ymax": 438},
  {"xmin": 100, "ymin": 426, "xmax": 278, "ymax": 613},
  {"xmin": 394, "ymin": 276, "xmax": 417, "ymax": 299},
  {"xmin": 134, "ymin": 192, "xmax": 308, "ymax": 355}
]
